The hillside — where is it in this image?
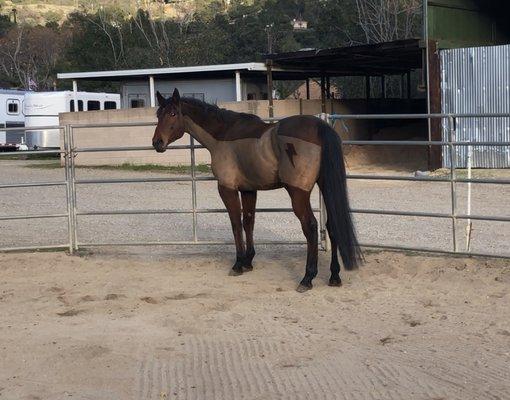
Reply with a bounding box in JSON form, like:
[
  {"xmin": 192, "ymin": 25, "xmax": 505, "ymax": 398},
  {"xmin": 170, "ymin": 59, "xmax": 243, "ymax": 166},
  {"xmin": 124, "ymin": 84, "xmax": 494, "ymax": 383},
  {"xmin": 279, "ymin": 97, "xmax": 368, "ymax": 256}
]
[{"xmin": 0, "ymin": 0, "xmax": 187, "ymax": 25}]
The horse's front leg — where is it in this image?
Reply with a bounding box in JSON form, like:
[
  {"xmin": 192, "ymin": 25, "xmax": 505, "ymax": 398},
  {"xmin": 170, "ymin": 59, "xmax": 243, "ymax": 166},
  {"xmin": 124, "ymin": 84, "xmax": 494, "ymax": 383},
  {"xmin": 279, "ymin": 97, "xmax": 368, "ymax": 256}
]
[
  {"xmin": 218, "ymin": 184, "xmax": 246, "ymax": 276},
  {"xmin": 241, "ymin": 190, "xmax": 257, "ymax": 271}
]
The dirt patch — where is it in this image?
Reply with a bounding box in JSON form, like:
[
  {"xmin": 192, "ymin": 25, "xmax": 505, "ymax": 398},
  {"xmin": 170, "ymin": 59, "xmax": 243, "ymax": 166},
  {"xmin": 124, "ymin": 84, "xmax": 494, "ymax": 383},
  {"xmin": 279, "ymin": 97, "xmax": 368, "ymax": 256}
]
[
  {"xmin": 344, "ymin": 122, "xmax": 428, "ymax": 172},
  {"xmin": 0, "ymin": 249, "xmax": 509, "ymax": 399},
  {"xmin": 56, "ymin": 309, "xmax": 84, "ymax": 317}
]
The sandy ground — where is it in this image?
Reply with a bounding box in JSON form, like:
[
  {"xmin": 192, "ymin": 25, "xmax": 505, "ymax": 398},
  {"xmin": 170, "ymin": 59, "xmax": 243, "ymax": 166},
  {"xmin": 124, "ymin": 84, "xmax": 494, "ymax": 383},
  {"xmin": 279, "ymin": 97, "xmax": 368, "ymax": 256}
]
[{"xmin": 1, "ymin": 248, "xmax": 509, "ymax": 400}]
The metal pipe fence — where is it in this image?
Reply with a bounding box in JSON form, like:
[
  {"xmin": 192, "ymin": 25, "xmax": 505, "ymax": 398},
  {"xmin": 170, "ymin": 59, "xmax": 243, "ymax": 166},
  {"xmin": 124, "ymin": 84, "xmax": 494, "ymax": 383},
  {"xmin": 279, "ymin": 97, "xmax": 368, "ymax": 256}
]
[
  {"xmin": 0, "ymin": 125, "xmax": 72, "ymax": 253},
  {"xmin": 329, "ymin": 112, "xmax": 510, "ymax": 257},
  {"xmin": 0, "ymin": 113, "xmax": 509, "ymax": 259},
  {"xmin": 67, "ymin": 122, "xmax": 323, "ymax": 252}
]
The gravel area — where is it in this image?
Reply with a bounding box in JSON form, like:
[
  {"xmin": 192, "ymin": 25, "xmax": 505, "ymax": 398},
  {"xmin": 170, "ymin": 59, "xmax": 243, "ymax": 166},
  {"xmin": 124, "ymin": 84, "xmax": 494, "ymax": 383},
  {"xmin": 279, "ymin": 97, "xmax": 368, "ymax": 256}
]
[{"xmin": 0, "ymin": 159, "xmax": 509, "ymax": 256}]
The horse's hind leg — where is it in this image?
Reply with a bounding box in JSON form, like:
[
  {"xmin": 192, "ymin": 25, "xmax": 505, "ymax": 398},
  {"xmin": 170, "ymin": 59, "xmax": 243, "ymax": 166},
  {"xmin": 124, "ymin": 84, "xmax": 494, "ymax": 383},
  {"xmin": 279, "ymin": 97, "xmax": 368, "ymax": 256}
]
[
  {"xmin": 241, "ymin": 190, "xmax": 257, "ymax": 271},
  {"xmin": 327, "ymin": 222, "xmax": 342, "ymax": 286},
  {"xmin": 286, "ymin": 186, "xmax": 318, "ymax": 292},
  {"xmin": 218, "ymin": 184, "xmax": 246, "ymax": 276}
]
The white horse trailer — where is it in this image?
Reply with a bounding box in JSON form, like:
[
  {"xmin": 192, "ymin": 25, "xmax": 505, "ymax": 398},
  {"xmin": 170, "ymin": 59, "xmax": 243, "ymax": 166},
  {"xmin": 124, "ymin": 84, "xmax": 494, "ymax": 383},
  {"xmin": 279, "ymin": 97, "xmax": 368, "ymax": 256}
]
[
  {"xmin": 0, "ymin": 89, "xmax": 26, "ymax": 148},
  {"xmin": 24, "ymin": 91, "xmax": 120, "ymax": 149}
]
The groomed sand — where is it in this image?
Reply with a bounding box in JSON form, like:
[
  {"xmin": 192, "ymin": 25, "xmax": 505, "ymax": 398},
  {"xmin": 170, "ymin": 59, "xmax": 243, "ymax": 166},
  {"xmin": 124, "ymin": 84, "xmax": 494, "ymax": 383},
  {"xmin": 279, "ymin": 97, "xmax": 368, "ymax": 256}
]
[{"xmin": 1, "ymin": 248, "xmax": 509, "ymax": 399}]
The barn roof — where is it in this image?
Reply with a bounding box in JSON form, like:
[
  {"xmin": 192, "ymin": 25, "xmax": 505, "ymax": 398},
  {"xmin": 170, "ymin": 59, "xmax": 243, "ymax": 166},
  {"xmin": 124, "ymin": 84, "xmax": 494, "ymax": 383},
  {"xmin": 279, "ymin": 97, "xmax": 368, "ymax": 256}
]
[
  {"xmin": 56, "ymin": 62, "xmax": 307, "ymax": 81},
  {"xmin": 266, "ymin": 39, "xmax": 424, "ymax": 76}
]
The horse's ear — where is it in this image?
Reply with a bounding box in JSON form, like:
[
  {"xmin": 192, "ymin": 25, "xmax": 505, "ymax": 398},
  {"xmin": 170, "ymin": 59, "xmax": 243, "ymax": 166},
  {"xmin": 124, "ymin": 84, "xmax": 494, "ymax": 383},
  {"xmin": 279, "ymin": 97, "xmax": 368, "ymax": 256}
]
[
  {"xmin": 156, "ymin": 91, "xmax": 166, "ymax": 107},
  {"xmin": 172, "ymin": 88, "xmax": 180, "ymax": 104}
]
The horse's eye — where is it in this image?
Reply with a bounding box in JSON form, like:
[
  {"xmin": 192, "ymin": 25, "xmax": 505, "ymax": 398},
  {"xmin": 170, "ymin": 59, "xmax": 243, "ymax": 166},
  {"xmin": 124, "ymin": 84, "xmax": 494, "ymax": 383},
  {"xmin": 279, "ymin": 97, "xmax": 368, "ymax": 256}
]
[{"xmin": 170, "ymin": 112, "xmax": 176, "ymax": 117}]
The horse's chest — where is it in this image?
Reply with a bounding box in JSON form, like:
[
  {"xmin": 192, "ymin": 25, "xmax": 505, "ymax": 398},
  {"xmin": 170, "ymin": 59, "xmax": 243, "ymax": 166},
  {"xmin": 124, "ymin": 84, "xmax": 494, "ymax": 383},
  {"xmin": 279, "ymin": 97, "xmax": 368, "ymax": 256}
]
[{"xmin": 212, "ymin": 131, "xmax": 279, "ymax": 190}]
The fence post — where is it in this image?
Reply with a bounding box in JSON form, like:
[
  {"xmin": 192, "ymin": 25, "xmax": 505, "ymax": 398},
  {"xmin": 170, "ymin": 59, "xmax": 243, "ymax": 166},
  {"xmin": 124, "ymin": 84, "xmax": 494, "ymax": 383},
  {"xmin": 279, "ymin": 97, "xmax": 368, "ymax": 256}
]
[
  {"xmin": 69, "ymin": 125, "xmax": 79, "ymax": 251},
  {"xmin": 319, "ymin": 112, "xmax": 331, "ymax": 251},
  {"xmin": 448, "ymin": 115, "xmax": 458, "ymax": 252},
  {"xmin": 190, "ymin": 136, "xmax": 198, "ymax": 242},
  {"xmin": 63, "ymin": 125, "xmax": 74, "ymax": 254}
]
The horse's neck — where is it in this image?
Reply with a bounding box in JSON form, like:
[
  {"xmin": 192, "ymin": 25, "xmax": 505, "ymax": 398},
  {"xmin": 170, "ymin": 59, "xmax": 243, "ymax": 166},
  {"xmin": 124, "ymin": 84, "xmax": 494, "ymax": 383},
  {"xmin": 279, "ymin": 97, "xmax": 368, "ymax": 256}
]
[
  {"xmin": 182, "ymin": 104, "xmax": 217, "ymax": 150},
  {"xmin": 183, "ymin": 116, "xmax": 217, "ymax": 150}
]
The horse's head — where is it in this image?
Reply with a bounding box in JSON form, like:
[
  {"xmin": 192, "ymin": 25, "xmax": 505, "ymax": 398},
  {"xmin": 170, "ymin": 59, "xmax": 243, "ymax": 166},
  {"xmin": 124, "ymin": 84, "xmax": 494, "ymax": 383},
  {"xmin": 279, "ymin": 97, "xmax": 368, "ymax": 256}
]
[{"xmin": 152, "ymin": 88, "xmax": 185, "ymax": 153}]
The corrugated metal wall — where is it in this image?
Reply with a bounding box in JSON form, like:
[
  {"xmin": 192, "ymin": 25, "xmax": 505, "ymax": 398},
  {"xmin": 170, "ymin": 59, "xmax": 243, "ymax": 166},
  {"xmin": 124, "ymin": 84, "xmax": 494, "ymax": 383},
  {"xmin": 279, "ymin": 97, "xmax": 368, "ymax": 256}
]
[{"xmin": 441, "ymin": 44, "xmax": 510, "ymax": 168}]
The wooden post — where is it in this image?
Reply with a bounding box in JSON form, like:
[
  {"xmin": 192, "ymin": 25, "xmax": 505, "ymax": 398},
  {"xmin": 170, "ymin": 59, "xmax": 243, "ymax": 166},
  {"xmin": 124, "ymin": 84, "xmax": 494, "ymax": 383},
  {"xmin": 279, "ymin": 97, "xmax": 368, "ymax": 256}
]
[
  {"xmin": 428, "ymin": 40, "xmax": 442, "ymax": 170},
  {"xmin": 320, "ymin": 74, "xmax": 326, "ymax": 113},
  {"xmin": 266, "ymin": 59, "xmax": 274, "ymax": 118},
  {"xmin": 365, "ymin": 76, "xmax": 371, "ymax": 99},
  {"xmin": 305, "ymin": 78, "xmax": 310, "ymax": 100},
  {"xmin": 381, "ymin": 75, "xmax": 386, "ymax": 99},
  {"xmin": 407, "ymin": 71, "xmax": 412, "ymax": 99},
  {"xmin": 326, "ymin": 76, "xmax": 331, "ymax": 99}
]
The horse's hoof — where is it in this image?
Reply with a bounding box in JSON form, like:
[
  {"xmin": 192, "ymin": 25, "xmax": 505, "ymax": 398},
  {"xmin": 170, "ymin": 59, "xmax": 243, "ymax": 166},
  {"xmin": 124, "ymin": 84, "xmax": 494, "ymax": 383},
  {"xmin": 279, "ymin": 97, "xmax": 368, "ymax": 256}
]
[
  {"xmin": 328, "ymin": 278, "xmax": 342, "ymax": 287},
  {"xmin": 229, "ymin": 268, "xmax": 243, "ymax": 276},
  {"xmin": 296, "ymin": 283, "xmax": 312, "ymax": 293},
  {"xmin": 243, "ymin": 265, "xmax": 253, "ymax": 272}
]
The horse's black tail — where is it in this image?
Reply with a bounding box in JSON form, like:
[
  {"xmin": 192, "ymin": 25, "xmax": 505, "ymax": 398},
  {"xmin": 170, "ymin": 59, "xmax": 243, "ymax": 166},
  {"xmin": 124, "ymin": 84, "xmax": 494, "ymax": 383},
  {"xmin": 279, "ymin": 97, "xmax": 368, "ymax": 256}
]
[{"xmin": 319, "ymin": 121, "xmax": 363, "ymax": 270}]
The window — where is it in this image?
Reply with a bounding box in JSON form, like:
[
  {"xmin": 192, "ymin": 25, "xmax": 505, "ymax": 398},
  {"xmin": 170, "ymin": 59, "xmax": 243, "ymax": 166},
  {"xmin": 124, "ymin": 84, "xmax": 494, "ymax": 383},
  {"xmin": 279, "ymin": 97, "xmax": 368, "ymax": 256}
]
[
  {"xmin": 130, "ymin": 99, "xmax": 145, "ymax": 108},
  {"xmin": 70, "ymin": 100, "xmax": 83, "ymax": 112},
  {"xmin": 183, "ymin": 93, "xmax": 205, "ymax": 101},
  {"xmin": 87, "ymin": 100, "xmax": 100, "ymax": 111},
  {"xmin": 7, "ymin": 100, "xmax": 20, "ymax": 115},
  {"xmin": 104, "ymin": 101, "xmax": 117, "ymax": 110}
]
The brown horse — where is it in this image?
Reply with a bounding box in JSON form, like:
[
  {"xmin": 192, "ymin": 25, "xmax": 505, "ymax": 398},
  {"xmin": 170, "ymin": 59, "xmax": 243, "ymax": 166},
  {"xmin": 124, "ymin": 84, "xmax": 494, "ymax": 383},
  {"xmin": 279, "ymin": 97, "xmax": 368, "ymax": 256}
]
[{"xmin": 152, "ymin": 89, "xmax": 362, "ymax": 292}]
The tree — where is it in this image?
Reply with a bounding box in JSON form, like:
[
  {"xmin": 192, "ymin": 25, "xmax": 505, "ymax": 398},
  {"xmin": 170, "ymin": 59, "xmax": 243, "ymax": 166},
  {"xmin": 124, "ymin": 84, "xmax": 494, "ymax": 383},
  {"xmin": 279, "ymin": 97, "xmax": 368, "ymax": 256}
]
[
  {"xmin": 355, "ymin": 0, "xmax": 422, "ymax": 43},
  {"xmin": 0, "ymin": 25, "xmax": 65, "ymax": 89}
]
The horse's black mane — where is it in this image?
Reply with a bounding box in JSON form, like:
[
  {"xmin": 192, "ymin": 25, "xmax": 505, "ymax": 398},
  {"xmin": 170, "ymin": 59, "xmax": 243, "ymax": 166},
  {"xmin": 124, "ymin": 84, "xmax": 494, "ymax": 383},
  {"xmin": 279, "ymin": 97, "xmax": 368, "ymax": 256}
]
[{"xmin": 159, "ymin": 96, "xmax": 264, "ymax": 126}]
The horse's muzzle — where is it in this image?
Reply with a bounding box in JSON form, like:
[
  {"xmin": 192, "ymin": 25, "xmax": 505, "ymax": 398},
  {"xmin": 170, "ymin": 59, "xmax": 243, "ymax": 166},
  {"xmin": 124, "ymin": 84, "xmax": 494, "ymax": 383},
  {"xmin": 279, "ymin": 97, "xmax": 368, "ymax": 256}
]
[{"xmin": 152, "ymin": 138, "xmax": 166, "ymax": 153}]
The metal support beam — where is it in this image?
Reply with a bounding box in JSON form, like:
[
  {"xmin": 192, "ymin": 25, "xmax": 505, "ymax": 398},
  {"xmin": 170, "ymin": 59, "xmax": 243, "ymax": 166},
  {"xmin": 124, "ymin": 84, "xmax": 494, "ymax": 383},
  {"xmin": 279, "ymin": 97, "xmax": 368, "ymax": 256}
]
[
  {"xmin": 428, "ymin": 40, "xmax": 443, "ymax": 170},
  {"xmin": 72, "ymin": 80, "xmax": 78, "ymax": 112},
  {"xmin": 235, "ymin": 71, "xmax": 242, "ymax": 102},
  {"xmin": 149, "ymin": 75, "xmax": 155, "ymax": 107}
]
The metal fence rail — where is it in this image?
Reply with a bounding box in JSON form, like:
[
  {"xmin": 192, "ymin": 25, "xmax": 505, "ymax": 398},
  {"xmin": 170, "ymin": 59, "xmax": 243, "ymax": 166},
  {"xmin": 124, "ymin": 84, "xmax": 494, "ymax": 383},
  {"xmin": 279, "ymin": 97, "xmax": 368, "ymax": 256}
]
[
  {"xmin": 329, "ymin": 112, "xmax": 510, "ymax": 257},
  {"xmin": 0, "ymin": 125, "xmax": 73, "ymax": 252},
  {"xmin": 0, "ymin": 113, "xmax": 509, "ymax": 259},
  {"xmin": 67, "ymin": 123, "xmax": 323, "ymax": 251}
]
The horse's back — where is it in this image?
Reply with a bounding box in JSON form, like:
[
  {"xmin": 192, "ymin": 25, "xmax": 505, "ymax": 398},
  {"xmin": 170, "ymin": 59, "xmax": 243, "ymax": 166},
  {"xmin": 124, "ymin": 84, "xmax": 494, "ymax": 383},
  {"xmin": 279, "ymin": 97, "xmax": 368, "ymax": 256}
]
[{"xmin": 276, "ymin": 115, "xmax": 323, "ymax": 191}]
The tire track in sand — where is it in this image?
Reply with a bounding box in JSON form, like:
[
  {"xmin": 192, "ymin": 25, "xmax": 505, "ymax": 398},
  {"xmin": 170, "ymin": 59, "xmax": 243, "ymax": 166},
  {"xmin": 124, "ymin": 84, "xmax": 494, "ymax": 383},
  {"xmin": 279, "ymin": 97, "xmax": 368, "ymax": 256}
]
[{"xmin": 133, "ymin": 332, "xmax": 510, "ymax": 400}]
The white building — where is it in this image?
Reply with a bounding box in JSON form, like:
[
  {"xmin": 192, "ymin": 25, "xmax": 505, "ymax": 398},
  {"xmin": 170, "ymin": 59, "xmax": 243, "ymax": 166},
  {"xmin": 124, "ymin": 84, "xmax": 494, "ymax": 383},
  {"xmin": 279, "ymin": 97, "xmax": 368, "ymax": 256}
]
[{"xmin": 57, "ymin": 63, "xmax": 274, "ymax": 109}]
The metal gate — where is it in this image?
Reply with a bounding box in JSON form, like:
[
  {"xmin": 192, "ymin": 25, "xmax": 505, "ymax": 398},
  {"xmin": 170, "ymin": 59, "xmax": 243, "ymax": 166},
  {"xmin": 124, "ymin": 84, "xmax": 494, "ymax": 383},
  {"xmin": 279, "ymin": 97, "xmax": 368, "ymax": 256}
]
[
  {"xmin": 1, "ymin": 113, "xmax": 509, "ymax": 258},
  {"xmin": 66, "ymin": 121, "xmax": 325, "ymax": 250}
]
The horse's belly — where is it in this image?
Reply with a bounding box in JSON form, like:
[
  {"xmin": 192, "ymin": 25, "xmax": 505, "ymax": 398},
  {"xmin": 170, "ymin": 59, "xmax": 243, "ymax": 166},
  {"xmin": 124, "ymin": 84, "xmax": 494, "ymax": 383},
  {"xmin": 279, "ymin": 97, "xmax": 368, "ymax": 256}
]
[{"xmin": 212, "ymin": 130, "xmax": 279, "ymax": 190}]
